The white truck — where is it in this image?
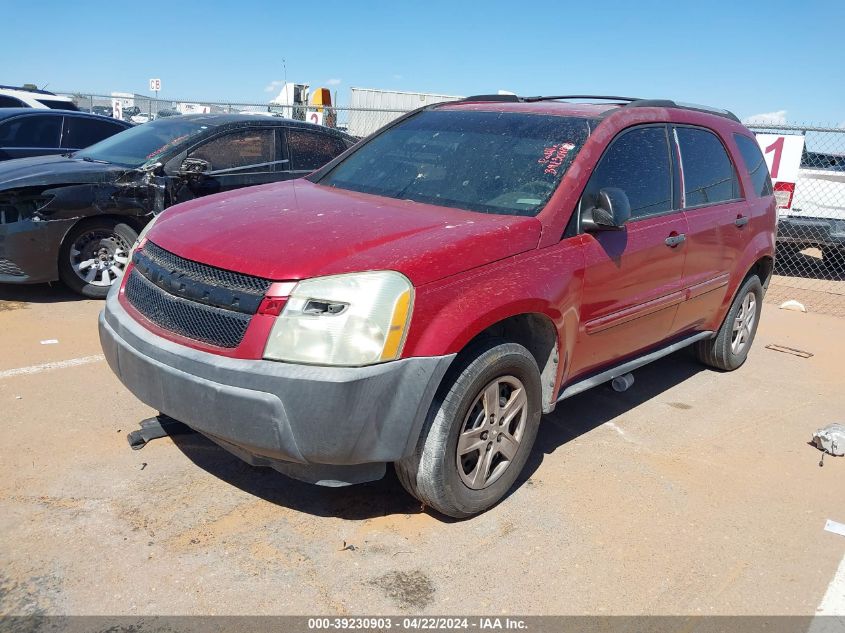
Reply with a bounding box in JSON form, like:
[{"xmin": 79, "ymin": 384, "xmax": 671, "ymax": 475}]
[
  {"xmin": 756, "ymin": 132, "xmax": 845, "ymax": 266},
  {"xmin": 268, "ymin": 83, "xmax": 311, "ymax": 119},
  {"xmin": 347, "ymin": 87, "xmax": 463, "ymax": 137}
]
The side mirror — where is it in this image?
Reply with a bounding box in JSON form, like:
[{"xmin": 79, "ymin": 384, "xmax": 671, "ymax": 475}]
[
  {"xmin": 178, "ymin": 158, "xmax": 211, "ymax": 176},
  {"xmin": 582, "ymin": 187, "xmax": 631, "ymax": 232}
]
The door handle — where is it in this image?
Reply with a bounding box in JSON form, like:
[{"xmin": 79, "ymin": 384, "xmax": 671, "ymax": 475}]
[
  {"xmin": 665, "ymin": 233, "xmax": 686, "ymax": 247},
  {"xmin": 735, "ymin": 215, "xmax": 749, "ymax": 227}
]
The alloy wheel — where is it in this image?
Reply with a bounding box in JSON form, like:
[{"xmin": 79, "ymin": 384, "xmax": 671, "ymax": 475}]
[
  {"xmin": 69, "ymin": 229, "xmax": 131, "ymax": 287},
  {"xmin": 456, "ymin": 375, "xmax": 528, "ymax": 490},
  {"xmin": 731, "ymin": 291, "xmax": 757, "ymax": 355}
]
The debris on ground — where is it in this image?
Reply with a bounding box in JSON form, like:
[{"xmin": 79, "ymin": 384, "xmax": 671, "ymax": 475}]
[
  {"xmin": 39, "ymin": 339, "xmax": 59, "ymax": 345},
  {"xmin": 339, "ymin": 541, "xmax": 357, "ymax": 552},
  {"xmin": 127, "ymin": 415, "xmax": 191, "ymax": 450},
  {"xmin": 780, "ymin": 300, "xmax": 807, "ymax": 312},
  {"xmin": 812, "ymin": 424, "xmax": 845, "ymax": 457},
  {"xmin": 765, "ymin": 344, "xmax": 814, "ymax": 358},
  {"xmin": 824, "ymin": 520, "xmax": 845, "ymax": 538}
]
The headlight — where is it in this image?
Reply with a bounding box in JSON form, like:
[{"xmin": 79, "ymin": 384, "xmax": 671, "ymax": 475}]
[
  {"xmin": 127, "ymin": 213, "xmax": 160, "ymax": 264},
  {"xmin": 263, "ymin": 271, "xmax": 413, "ymax": 366}
]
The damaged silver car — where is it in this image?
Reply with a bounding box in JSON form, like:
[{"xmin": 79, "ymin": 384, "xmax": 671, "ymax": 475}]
[{"xmin": 0, "ymin": 114, "xmax": 354, "ymax": 297}]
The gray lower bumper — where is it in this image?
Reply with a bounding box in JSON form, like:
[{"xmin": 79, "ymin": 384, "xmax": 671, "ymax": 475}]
[
  {"xmin": 777, "ymin": 216, "xmax": 845, "ymax": 248},
  {"xmin": 99, "ymin": 291, "xmax": 454, "ymax": 485},
  {"xmin": 0, "ymin": 218, "xmax": 72, "ymax": 284}
]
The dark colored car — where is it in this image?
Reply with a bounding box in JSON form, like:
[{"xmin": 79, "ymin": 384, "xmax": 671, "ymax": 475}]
[
  {"xmin": 100, "ymin": 95, "xmax": 777, "ymax": 517},
  {"xmin": 91, "ymin": 105, "xmax": 116, "ymax": 117},
  {"xmin": 0, "ymin": 108, "xmax": 131, "ymax": 161},
  {"xmin": 0, "ymin": 114, "xmax": 354, "ymax": 296}
]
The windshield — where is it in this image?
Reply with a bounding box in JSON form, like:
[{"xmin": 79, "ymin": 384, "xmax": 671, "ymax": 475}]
[
  {"xmin": 315, "ymin": 109, "xmax": 593, "ymax": 216},
  {"xmin": 75, "ymin": 118, "xmax": 209, "ymax": 168}
]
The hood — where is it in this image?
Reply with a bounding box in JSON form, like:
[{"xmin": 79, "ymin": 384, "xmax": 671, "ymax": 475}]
[
  {"xmin": 0, "ymin": 155, "xmax": 135, "ymax": 192},
  {"xmin": 147, "ymin": 179, "xmax": 542, "ymax": 287}
]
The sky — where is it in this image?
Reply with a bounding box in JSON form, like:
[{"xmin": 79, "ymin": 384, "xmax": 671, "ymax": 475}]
[{"xmin": 3, "ymin": 0, "xmax": 844, "ymax": 125}]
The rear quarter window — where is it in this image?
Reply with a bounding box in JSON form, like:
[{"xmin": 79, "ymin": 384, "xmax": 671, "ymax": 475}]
[{"xmin": 734, "ymin": 134, "xmax": 774, "ymax": 197}]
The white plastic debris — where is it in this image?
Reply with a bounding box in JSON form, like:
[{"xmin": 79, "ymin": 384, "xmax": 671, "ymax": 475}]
[
  {"xmin": 40, "ymin": 339, "xmax": 59, "ymax": 345},
  {"xmin": 812, "ymin": 424, "xmax": 845, "ymax": 456},
  {"xmin": 824, "ymin": 520, "xmax": 845, "ymax": 538},
  {"xmin": 780, "ymin": 300, "xmax": 807, "ymax": 312}
]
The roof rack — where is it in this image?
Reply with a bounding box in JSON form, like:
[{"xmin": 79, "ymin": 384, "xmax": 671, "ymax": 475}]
[
  {"xmin": 522, "ymin": 95, "xmax": 641, "ymax": 103},
  {"xmin": 460, "ymin": 94, "xmax": 523, "ymax": 103},
  {"xmin": 0, "ymin": 84, "xmax": 58, "ymax": 96},
  {"xmin": 457, "ymin": 94, "xmax": 740, "ymax": 123},
  {"xmin": 624, "ymin": 99, "xmax": 741, "ymax": 123}
]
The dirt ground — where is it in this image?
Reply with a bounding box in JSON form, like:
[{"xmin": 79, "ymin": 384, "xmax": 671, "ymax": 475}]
[{"xmin": 1, "ymin": 283, "xmax": 843, "ymax": 616}]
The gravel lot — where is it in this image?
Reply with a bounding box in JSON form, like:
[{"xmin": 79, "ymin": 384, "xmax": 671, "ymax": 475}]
[{"xmin": 1, "ymin": 284, "xmax": 843, "ymax": 616}]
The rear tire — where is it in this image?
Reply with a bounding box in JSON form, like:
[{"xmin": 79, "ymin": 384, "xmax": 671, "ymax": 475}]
[
  {"xmin": 58, "ymin": 219, "xmax": 137, "ymax": 299},
  {"xmin": 694, "ymin": 275, "xmax": 763, "ymax": 371},
  {"xmin": 396, "ymin": 340, "xmax": 542, "ymax": 518}
]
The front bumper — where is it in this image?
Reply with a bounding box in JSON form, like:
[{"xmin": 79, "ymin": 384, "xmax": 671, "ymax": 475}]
[
  {"xmin": 777, "ymin": 215, "xmax": 845, "ymax": 249},
  {"xmin": 0, "ymin": 218, "xmax": 73, "ymax": 284},
  {"xmin": 99, "ymin": 290, "xmax": 454, "ymax": 485}
]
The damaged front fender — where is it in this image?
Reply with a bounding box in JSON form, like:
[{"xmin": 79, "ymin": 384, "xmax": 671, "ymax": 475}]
[
  {"xmin": 0, "ymin": 171, "xmax": 181, "ymax": 284},
  {"xmin": 34, "ymin": 172, "xmax": 171, "ymax": 222}
]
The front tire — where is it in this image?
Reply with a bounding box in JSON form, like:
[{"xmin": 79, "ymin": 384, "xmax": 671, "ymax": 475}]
[
  {"xmin": 695, "ymin": 275, "xmax": 763, "ymax": 371},
  {"xmin": 58, "ymin": 219, "xmax": 137, "ymax": 298},
  {"xmin": 396, "ymin": 340, "xmax": 542, "ymax": 518}
]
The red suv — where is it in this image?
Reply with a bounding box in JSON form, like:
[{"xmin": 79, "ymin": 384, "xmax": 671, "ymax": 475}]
[{"xmin": 99, "ymin": 95, "xmax": 776, "ymax": 517}]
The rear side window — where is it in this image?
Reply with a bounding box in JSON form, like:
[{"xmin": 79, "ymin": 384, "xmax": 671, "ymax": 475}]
[
  {"xmin": 583, "ymin": 126, "xmax": 672, "ymax": 220},
  {"xmin": 0, "ymin": 95, "xmax": 26, "ymax": 107},
  {"xmin": 0, "ymin": 115, "xmax": 61, "ymax": 148},
  {"xmin": 62, "ymin": 117, "xmax": 126, "ymax": 149},
  {"xmin": 36, "ymin": 98, "xmax": 78, "ymax": 111},
  {"xmin": 188, "ymin": 128, "xmax": 275, "ymax": 172},
  {"xmin": 287, "ymin": 129, "xmax": 346, "ymax": 171},
  {"xmin": 734, "ymin": 134, "xmax": 774, "ymax": 196},
  {"xmin": 676, "ymin": 127, "xmax": 740, "ymax": 206}
]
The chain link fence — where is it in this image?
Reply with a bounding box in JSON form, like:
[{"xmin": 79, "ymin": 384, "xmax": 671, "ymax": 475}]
[
  {"xmin": 57, "ymin": 92, "xmax": 410, "ymax": 138},
  {"xmin": 747, "ymin": 124, "xmax": 845, "ymax": 317},
  {"xmin": 57, "ymin": 93, "xmax": 845, "ymax": 316}
]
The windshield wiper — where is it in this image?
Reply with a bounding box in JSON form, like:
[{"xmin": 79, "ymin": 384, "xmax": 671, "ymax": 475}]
[{"xmin": 80, "ymin": 156, "xmax": 110, "ymax": 164}]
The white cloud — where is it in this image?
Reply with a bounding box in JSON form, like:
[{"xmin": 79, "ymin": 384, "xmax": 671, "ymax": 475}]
[
  {"xmin": 743, "ymin": 109, "xmax": 788, "ymax": 125},
  {"xmin": 264, "ymin": 80, "xmax": 284, "ymax": 93},
  {"xmin": 325, "ymin": 78, "xmax": 342, "ymax": 86}
]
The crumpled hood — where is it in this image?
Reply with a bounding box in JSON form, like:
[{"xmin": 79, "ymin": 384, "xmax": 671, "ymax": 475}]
[
  {"xmin": 147, "ymin": 179, "xmax": 542, "ymax": 287},
  {"xmin": 0, "ymin": 155, "xmax": 133, "ymax": 192}
]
